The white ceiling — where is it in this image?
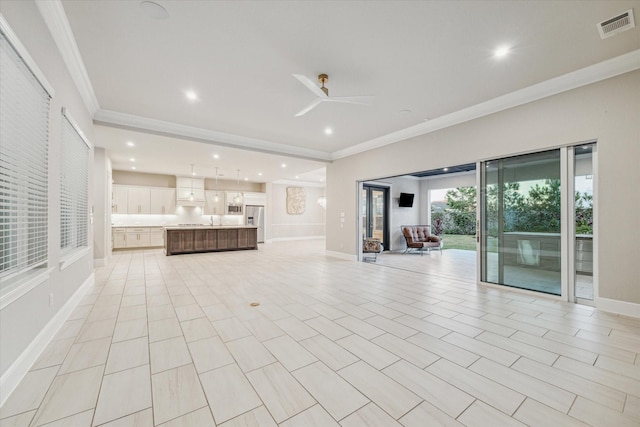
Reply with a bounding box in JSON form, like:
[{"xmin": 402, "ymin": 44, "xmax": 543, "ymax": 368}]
[{"xmin": 58, "ymin": 0, "xmax": 640, "ymax": 183}]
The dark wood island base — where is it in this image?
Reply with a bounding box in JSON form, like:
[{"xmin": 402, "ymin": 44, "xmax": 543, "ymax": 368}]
[{"xmin": 164, "ymin": 226, "xmax": 258, "ymax": 255}]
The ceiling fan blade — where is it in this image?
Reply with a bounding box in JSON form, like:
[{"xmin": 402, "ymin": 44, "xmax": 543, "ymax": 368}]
[
  {"xmin": 293, "ymin": 74, "xmax": 328, "ymax": 99},
  {"xmin": 325, "ymin": 95, "xmax": 374, "ymax": 105},
  {"xmin": 294, "ymin": 98, "xmax": 323, "ymax": 117}
]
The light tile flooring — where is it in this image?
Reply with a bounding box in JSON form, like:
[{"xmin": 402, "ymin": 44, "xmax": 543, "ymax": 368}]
[{"xmin": 2, "ymin": 240, "xmax": 639, "ymax": 426}]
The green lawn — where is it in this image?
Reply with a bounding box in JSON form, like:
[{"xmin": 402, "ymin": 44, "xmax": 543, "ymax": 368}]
[{"xmin": 442, "ymin": 234, "xmax": 476, "ymax": 251}]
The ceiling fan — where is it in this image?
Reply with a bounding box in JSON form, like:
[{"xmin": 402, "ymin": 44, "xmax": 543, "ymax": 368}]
[{"xmin": 292, "ymin": 73, "xmax": 374, "ymax": 117}]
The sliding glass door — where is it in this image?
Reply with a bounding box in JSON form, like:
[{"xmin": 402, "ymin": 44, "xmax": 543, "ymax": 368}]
[
  {"xmin": 481, "ymin": 150, "xmax": 562, "ymax": 295},
  {"xmin": 480, "ymin": 144, "xmax": 597, "ymax": 301}
]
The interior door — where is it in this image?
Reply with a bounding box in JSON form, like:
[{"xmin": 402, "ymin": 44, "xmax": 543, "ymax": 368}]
[{"xmin": 363, "ymin": 185, "xmax": 389, "ymax": 250}]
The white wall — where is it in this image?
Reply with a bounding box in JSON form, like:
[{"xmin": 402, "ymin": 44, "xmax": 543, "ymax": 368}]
[
  {"xmin": 270, "ymin": 184, "xmax": 326, "ymax": 240},
  {"xmin": 326, "ymin": 70, "xmax": 640, "ymax": 305},
  {"xmin": 0, "ymin": 1, "xmax": 96, "ymax": 378}
]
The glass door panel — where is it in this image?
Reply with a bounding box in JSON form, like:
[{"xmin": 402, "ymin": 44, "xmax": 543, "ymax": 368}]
[
  {"xmin": 371, "ymin": 189, "xmax": 385, "ymax": 241},
  {"xmin": 363, "ymin": 185, "xmax": 389, "ymax": 250},
  {"xmin": 574, "ymin": 144, "xmax": 595, "ymax": 301},
  {"xmin": 362, "ymin": 188, "xmax": 367, "ymax": 240},
  {"xmin": 481, "ymin": 149, "xmax": 562, "ymax": 295}
]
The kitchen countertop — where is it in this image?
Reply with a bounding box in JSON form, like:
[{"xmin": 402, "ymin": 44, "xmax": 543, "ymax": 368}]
[
  {"xmin": 112, "ymin": 225, "xmax": 164, "ymax": 228},
  {"xmin": 163, "ymin": 225, "xmax": 257, "ymax": 230},
  {"xmin": 112, "ymin": 225, "xmax": 256, "ymax": 229}
]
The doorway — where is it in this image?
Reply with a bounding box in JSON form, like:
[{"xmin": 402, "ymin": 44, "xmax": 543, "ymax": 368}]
[{"xmin": 362, "ymin": 184, "xmax": 390, "ymax": 250}]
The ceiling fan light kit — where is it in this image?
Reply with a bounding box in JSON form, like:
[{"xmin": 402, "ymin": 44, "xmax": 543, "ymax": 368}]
[
  {"xmin": 318, "ymin": 74, "xmax": 329, "ymax": 96},
  {"xmin": 293, "ymin": 73, "xmax": 374, "ymax": 117}
]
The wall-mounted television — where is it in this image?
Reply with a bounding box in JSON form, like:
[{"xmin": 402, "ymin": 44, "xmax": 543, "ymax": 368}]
[{"xmin": 399, "ymin": 192, "xmax": 414, "ymax": 207}]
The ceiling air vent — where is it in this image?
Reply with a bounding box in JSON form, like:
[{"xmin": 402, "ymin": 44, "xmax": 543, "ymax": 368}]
[{"xmin": 597, "ymin": 9, "xmax": 635, "ymax": 39}]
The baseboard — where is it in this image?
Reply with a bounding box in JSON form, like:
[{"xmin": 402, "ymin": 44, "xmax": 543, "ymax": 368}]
[
  {"xmin": 0, "ymin": 272, "xmax": 94, "ymax": 407},
  {"xmin": 325, "ymin": 250, "xmax": 357, "ymax": 261},
  {"xmin": 597, "ymin": 297, "xmax": 640, "ymax": 318}
]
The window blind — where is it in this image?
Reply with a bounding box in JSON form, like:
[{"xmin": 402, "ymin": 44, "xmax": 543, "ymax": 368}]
[
  {"xmin": 0, "ymin": 30, "xmax": 51, "ymax": 285},
  {"xmin": 60, "ymin": 111, "xmax": 90, "ymax": 256}
]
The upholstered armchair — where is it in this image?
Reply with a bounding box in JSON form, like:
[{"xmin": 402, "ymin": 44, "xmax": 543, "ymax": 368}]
[
  {"xmin": 363, "ymin": 238, "xmax": 383, "ymax": 262},
  {"xmin": 401, "ymin": 225, "xmax": 442, "ymax": 255}
]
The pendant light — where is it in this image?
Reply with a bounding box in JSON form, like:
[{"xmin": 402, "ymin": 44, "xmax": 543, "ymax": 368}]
[
  {"xmin": 214, "ymin": 167, "xmax": 219, "ymax": 202},
  {"xmin": 189, "ymin": 164, "xmax": 195, "ymax": 201},
  {"xmin": 233, "ymin": 170, "xmax": 240, "ymax": 204}
]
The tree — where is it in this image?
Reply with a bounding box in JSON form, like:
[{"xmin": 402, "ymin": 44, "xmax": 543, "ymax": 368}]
[
  {"xmin": 575, "ymin": 191, "xmax": 593, "ymax": 234},
  {"xmin": 445, "ymin": 187, "xmax": 476, "ymax": 213},
  {"xmin": 519, "ymin": 179, "xmax": 561, "ymax": 232}
]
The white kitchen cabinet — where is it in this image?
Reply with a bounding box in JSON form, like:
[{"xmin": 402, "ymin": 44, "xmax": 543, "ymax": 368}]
[
  {"xmin": 113, "ymin": 228, "xmax": 127, "ymax": 248},
  {"xmin": 127, "ymin": 187, "xmax": 151, "ymax": 214},
  {"xmin": 176, "ymin": 177, "xmax": 205, "ymax": 190},
  {"xmin": 149, "ymin": 228, "xmax": 164, "ymax": 246},
  {"xmin": 112, "ymin": 186, "xmax": 128, "ymax": 214},
  {"xmin": 150, "ymin": 188, "xmax": 176, "ymax": 215},
  {"xmin": 205, "ymin": 190, "xmax": 225, "ymax": 215},
  {"xmin": 126, "ymin": 228, "xmax": 151, "ymax": 247},
  {"xmin": 243, "ymin": 192, "xmax": 266, "ymax": 206}
]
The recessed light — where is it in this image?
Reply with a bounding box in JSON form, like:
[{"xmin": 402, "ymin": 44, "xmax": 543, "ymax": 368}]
[
  {"xmin": 185, "ymin": 90, "xmax": 198, "ymax": 101},
  {"xmin": 140, "ymin": 1, "xmax": 169, "ymax": 20},
  {"xmin": 443, "ymin": 167, "xmax": 448, "ymax": 171},
  {"xmin": 213, "ymin": 154, "xmax": 220, "ymax": 159},
  {"xmin": 281, "ymin": 163, "xmax": 287, "ymax": 168},
  {"xmin": 129, "ymin": 158, "xmax": 135, "ymax": 162},
  {"xmin": 131, "ymin": 166, "xmax": 136, "ymax": 170},
  {"xmin": 244, "ymin": 177, "xmax": 248, "ymax": 181},
  {"xmin": 324, "ymin": 127, "xmax": 333, "ymax": 135},
  {"xmin": 192, "ymin": 171, "xmax": 196, "ymax": 176},
  {"xmin": 494, "ymin": 45, "xmax": 510, "ymax": 58},
  {"xmin": 295, "ymin": 176, "xmax": 299, "ymax": 179},
  {"xmin": 126, "ymin": 141, "xmax": 135, "ymax": 147},
  {"xmin": 258, "ymin": 172, "xmax": 263, "ymax": 176}
]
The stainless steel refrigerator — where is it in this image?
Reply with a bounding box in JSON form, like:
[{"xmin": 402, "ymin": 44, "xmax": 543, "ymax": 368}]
[{"xmin": 245, "ymin": 205, "xmax": 264, "ymax": 243}]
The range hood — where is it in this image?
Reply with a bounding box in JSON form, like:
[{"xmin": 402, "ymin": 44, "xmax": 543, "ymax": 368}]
[{"xmin": 176, "ymin": 176, "xmax": 205, "ymax": 206}]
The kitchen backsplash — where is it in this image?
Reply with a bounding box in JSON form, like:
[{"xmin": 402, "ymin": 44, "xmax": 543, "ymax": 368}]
[{"xmin": 112, "ymin": 206, "xmax": 244, "ymax": 227}]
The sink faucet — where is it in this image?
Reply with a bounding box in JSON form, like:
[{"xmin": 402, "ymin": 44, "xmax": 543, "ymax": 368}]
[{"xmin": 210, "ymin": 216, "xmax": 214, "ymax": 226}]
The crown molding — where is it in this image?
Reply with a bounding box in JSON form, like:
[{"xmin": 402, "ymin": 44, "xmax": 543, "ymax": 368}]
[
  {"xmin": 94, "ymin": 109, "xmax": 333, "ymax": 162},
  {"xmin": 332, "ymin": 49, "xmax": 640, "ymax": 160},
  {"xmin": 36, "ymin": 0, "xmax": 100, "ymax": 115}
]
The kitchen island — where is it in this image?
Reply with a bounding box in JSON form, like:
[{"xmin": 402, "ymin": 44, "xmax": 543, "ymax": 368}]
[{"xmin": 164, "ymin": 225, "xmax": 258, "ymax": 256}]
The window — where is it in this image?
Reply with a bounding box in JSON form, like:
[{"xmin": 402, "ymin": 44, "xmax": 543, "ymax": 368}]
[
  {"xmin": 60, "ymin": 110, "xmax": 90, "ymax": 257},
  {"xmin": 0, "ymin": 22, "xmax": 53, "ymax": 288}
]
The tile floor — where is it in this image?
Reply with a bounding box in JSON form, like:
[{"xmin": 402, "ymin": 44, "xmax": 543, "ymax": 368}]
[{"xmin": 1, "ymin": 240, "xmax": 639, "ymax": 426}]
